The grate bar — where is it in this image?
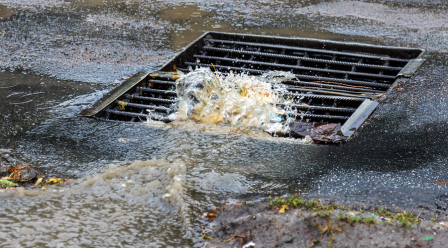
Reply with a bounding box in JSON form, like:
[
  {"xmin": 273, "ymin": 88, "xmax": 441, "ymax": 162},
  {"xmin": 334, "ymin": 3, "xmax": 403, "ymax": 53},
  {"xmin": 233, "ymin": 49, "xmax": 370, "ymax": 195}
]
[
  {"xmin": 203, "ymin": 46, "xmax": 404, "ymax": 71},
  {"xmin": 277, "ymin": 103, "xmax": 356, "ymax": 113},
  {"xmin": 184, "ymin": 63, "xmax": 392, "ymax": 88},
  {"xmin": 148, "ymin": 79, "xmax": 176, "ymax": 86},
  {"xmin": 137, "ymin": 87, "xmax": 177, "ymax": 96},
  {"xmin": 283, "ymin": 81, "xmax": 384, "ymax": 93},
  {"xmin": 80, "ymin": 32, "xmax": 425, "ymax": 143},
  {"xmin": 208, "ymin": 39, "xmax": 410, "ymax": 63},
  {"xmin": 194, "ymin": 54, "xmax": 396, "ymax": 79},
  {"xmin": 124, "ymin": 94, "xmax": 177, "ymax": 104},
  {"xmin": 286, "ymin": 88, "xmax": 372, "ymax": 98},
  {"xmin": 284, "ymin": 92, "xmax": 365, "ymax": 102},
  {"xmin": 105, "ymin": 110, "xmax": 171, "ymax": 122},
  {"xmin": 174, "ymin": 69, "xmax": 384, "ymax": 93},
  {"xmin": 289, "ymin": 113, "xmax": 350, "ymax": 120},
  {"xmin": 117, "ymin": 102, "xmax": 173, "ymax": 112}
]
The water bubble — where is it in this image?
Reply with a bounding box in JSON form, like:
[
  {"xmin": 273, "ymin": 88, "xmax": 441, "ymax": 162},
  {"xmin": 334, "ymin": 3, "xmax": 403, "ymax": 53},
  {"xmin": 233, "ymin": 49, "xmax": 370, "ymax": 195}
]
[{"xmin": 174, "ymin": 67, "xmax": 297, "ymax": 134}]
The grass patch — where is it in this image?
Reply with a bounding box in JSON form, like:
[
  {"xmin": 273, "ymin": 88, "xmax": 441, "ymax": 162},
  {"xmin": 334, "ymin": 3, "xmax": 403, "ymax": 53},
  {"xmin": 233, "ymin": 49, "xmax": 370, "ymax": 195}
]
[
  {"xmin": 268, "ymin": 195, "xmax": 346, "ymax": 212},
  {"xmin": 373, "ymin": 208, "xmax": 422, "ymax": 228},
  {"xmin": 269, "ymin": 195, "xmax": 421, "ymax": 228}
]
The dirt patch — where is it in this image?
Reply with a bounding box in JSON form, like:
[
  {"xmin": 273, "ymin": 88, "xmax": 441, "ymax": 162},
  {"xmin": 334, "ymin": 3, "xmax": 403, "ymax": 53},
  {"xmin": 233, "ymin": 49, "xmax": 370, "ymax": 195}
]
[{"xmin": 203, "ymin": 200, "xmax": 448, "ymax": 248}]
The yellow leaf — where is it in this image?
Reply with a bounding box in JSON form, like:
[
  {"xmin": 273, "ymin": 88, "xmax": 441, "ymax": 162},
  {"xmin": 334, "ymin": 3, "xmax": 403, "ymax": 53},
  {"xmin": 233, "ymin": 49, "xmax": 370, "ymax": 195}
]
[
  {"xmin": 41, "ymin": 187, "xmax": 47, "ymax": 190},
  {"xmin": 35, "ymin": 178, "xmax": 43, "ymax": 186},
  {"xmin": 48, "ymin": 178, "xmax": 62, "ymax": 184},
  {"xmin": 278, "ymin": 204, "xmax": 287, "ymax": 214}
]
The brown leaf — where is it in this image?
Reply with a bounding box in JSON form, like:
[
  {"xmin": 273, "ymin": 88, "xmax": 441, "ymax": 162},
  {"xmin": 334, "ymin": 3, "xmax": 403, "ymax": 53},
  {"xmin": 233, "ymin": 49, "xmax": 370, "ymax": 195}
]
[
  {"xmin": 435, "ymin": 181, "xmax": 448, "ymax": 185},
  {"xmin": 202, "ymin": 212, "xmax": 217, "ymax": 218}
]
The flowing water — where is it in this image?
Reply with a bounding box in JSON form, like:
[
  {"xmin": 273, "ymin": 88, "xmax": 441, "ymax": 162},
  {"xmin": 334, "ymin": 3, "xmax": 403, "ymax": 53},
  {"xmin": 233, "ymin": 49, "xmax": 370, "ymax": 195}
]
[
  {"xmin": 174, "ymin": 68, "xmax": 297, "ymax": 134},
  {"xmin": 1, "ymin": 0, "xmax": 448, "ymax": 247}
]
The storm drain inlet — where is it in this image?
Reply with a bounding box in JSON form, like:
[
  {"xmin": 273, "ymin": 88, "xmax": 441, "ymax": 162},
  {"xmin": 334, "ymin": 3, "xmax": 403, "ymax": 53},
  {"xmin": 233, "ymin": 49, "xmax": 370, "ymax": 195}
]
[{"xmin": 79, "ymin": 32, "xmax": 425, "ymax": 143}]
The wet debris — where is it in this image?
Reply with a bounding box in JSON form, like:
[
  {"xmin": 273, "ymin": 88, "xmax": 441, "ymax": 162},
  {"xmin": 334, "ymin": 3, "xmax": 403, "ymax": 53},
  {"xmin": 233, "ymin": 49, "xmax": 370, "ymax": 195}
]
[
  {"xmin": 202, "ymin": 212, "xmax": 217, "ymax": 219},
  {"xmin": 0, "ymin": 179, "xmax": 18, "ymax": 188},
  {"xmin": 434, "ymin": 181, "xmax": 448, "ymax": 185},
  {"xmin": 289, "ymin": 122, "xmax": 347, "ymax": 144},
  {"xmin": 0, "ymin": 148, "xmax": 66, "ymax": 190}
]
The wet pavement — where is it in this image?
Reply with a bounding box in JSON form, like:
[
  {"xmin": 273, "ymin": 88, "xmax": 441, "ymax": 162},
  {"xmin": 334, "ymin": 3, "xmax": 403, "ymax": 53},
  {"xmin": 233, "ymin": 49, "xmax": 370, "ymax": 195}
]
[{"xmin": 1, "ymin": 0, "xmax": 448, "ymax": 246}]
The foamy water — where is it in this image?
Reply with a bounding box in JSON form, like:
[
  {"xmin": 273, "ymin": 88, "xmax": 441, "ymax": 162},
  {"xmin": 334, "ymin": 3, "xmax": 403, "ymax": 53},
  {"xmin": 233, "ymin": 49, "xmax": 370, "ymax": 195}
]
[
  {"xmin": 172, "ymin": 68, "xmax": 297, "ymax": 134},
  {"xmin": 0, "ymin": 158, "xmax": 263, "ymax": 247},
  {"xmin": 0, "ymin": 159, "xmax": 195, "ymax": 247}
]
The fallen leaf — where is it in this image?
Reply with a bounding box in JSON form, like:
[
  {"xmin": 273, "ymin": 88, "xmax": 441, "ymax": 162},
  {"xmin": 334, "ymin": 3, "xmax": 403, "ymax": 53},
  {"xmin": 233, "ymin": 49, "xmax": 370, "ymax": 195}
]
[
  {"xmin": 278, "ymin": 204, "xmax": 287, "ymax": 214},
  {"xmin": 0, "ymin": 179, "xmax": 18, "ymax": 188},
  {"xmin": 8, "ymin": 166, "xmax": 26, "ymax": 172},
  {"xmin": 1, "ymin": 176, "xmax": 11, "ymax": 180},
  {"xmin": 35, "ymin": 178, "xmax": 43, "ymax": 186},
  {"xmin": 435, "ymin": 181, "xmax": 448, "ymax": 185},
  {"xmin": 47, "ymin": 178, "xmax": 62, "ymax": 184},
  {"xmin": 41, "ymin": 187, "xmax": 47, "ymax": 190}
]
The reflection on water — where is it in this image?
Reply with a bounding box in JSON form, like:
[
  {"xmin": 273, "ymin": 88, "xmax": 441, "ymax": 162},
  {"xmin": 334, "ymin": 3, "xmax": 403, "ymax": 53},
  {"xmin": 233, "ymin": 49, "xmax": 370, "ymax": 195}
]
[{"xmin": 0, "ymin": 71, "xmax": 101, "ymax": 147}]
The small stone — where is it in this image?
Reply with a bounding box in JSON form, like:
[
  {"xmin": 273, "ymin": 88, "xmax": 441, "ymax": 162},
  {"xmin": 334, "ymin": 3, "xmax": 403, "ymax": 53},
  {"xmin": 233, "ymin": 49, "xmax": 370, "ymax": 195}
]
[
  {"xmin": 0, "ymin": 149, "xmax": 12, "ymax": 154},
  {"xmin": 432, "ymin": 225, "xmax": 441, "ymax": 231},
  {"xmin": 284, "ymin": 237, "xmax": 293, "ymax": 243}
]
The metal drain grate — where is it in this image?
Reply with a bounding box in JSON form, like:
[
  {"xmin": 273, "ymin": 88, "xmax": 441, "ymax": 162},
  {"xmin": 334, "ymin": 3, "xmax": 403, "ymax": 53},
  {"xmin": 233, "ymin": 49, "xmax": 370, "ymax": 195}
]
[{"xmin": 79, "ymin": 32, "xmax": 425, "ymax": 143}]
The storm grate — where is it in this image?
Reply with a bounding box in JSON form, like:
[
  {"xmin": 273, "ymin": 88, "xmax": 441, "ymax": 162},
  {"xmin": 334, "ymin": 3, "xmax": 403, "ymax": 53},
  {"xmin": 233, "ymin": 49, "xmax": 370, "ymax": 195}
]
[{"xmin": 79, "ymin": 32, "xmax": 425, "ymax": 143}]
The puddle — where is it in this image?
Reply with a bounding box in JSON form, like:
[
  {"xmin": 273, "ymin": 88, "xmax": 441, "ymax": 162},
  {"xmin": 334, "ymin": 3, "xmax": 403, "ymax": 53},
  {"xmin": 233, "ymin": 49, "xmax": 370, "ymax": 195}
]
[{"xmin": 0, "ymin": 71, "xmax": 102, "ymax": 147}]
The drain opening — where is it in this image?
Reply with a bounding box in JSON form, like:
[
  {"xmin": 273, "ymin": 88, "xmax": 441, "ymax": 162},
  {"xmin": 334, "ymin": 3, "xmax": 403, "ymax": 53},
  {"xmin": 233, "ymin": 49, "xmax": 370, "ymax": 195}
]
[{"xmin": 79, "ymin": 32, "xmax": 425, "ymax": 143}]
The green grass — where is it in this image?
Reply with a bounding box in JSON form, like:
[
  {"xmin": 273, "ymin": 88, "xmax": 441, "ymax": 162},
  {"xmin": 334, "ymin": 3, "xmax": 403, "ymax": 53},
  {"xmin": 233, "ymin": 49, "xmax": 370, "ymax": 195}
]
[
  {"xmin": 268, "ymin": 195, "xmax": 346, "ymax": 211},
  {"xmin": 269, "ymin": 195, "xmax": 421, "ymax": 227}
]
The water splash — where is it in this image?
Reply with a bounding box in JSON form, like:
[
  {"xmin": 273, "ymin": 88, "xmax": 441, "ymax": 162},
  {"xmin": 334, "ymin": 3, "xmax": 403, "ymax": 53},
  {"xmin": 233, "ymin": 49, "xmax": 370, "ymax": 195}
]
[{"xmin": 173, "ymin": 67, "xmax": 296, "ymax": 134}]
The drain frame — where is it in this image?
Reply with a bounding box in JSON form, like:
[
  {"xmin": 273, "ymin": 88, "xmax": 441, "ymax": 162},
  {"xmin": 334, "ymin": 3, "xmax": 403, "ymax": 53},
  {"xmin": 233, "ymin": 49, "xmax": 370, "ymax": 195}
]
[{"xmin": 79, "ymin": 32, "xmax": 426, "ymax": 143}]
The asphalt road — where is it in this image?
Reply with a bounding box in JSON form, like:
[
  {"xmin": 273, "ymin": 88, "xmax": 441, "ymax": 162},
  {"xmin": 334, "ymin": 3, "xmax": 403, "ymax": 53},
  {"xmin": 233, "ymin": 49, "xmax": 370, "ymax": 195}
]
[{"xmin": 1, "ymin": 0, "xmax": 448, "ymax": 246}]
